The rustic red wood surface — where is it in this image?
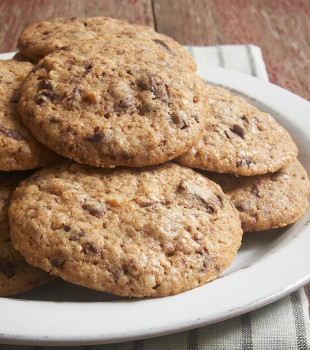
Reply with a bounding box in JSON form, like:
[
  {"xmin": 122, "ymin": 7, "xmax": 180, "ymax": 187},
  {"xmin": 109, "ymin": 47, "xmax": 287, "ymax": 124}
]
[{"xmin": 0, "ymin": 0, "xmax": 309, "ymax": 310}]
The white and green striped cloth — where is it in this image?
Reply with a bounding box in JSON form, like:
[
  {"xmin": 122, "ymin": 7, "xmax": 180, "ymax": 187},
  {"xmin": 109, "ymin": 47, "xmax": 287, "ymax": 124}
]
[{"xmin": 0, "ymin": 45, "xmax": 309, "ymax": 350}]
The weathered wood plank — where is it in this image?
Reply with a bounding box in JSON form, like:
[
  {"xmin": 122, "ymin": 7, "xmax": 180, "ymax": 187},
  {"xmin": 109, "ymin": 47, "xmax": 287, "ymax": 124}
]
[
  {"xmin": 153, "ymin": 0, "xmax": 310, "ymax": 101},
  {"xmin": 0, "ymin": 0, "xmax": 154, "ymax": 53}
]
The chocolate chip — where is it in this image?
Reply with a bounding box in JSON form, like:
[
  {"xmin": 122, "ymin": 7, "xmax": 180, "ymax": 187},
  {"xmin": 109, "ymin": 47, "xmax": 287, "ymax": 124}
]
[
  {"xmin": 178, "ymin": 180, "xmax": 217, "ymax": 214},
  {"xmin": 82, "ymin": 62, "xmax": 93, "ymax": 77},
  {"xmin": 230, "ymin": 124, "xmax": 245, "ymax": 138},
  {"xmin": 59, "ymin": 46, "xmax": 70, "ymax": 51},
  {"xmin": 35, "ymin": 85, "xmax": 55, "ymax": 105},
  {"xmin": 137, "ymin": 201, "xmax": 157, "ymax": 208},
  {"xmin": 197, "ymin": 247, "xmax": 209, "ymax": 256},
  {"xmin": 49, "ymin": 117, "xmax": 62, "ymax": 124},
  {"xmin": 85, "ymin": 127, "xmax": 105, "ymax": 142},
  {"xmin": 64, "ymin": 87, "xmax": 83, "ymax": 109},
  {"xmin": 193, "ymin": 115, "xmax": 199, "ymax": 123},
  {"xmin": 138, "ymin": 74, "xmax": 169, "ymax": 101},
  {"xmin": 39, "ymin": 79, "xmax": 53, "ymax": 91},
  {"xmin": 0, "ymin": 124, "xmax": 24, "ymax": 141},
  {"xmin": 250, "ymin": 184, "xmax": 260, "ymax": 197},
  {"xmin": 180, "ymin": 120, "xmax": 189, "ymax": 130},
  {"xmin": 152, "ymin": 39, "xmax": 176, "ymax": 56},
  {"xmin": 121, "ymin": 153, "xmax": 133, "ymax": 160},
  {"xmin": 63, "ymin": 225, "xmax": 71, "ymax": 232},
  {"xmin": 235, "ymin": 204, "xmax": 245, "ymax": 212},
  {"xmin": 82, "ymin": 203, "xmax": 105, "ymax": 218},
  {"xmin": 0, "ymin": 256, "xmax": 15, "ymax": 278},
  {"xmin": 106, "ymin": 264, "xmax": 122, "ymax": 280},
  {"xmin": 82, "ymin": 242, "xmax": 101, "ymax": 255},
  {"xmin": 69, "ymin": 231, "xmax": 85, "ymax": 241},
  {"xmin": 49, "ymin": 255, "xmax": 66, "ymax": 268},
  {"xmin": 224, "ymin": 130, "xmax": 231, "ymax": 139},
  {"xmin": 200, "ymin": 262, "xmax": 208, "ymax": 272},
  {"xmin": 65, "ymin": 125, "xmax": 74, "ymax": 133},
  {"xmin": 214, "ymin": 264, "xmax": 221, "ymax": 272},
  {"xmin": 241, "ymin": 115, "xmax": 249, "ymax": 123},
  {"xmin": 171, "ymin": 113, "xmax": 189, "ymax": 129},
  {"xmin": 138, "ymin": 103, "xmax": 151, "ymax": 115},
  {"xmin": 197, "ymin": 196, "xmax": 215, "ymax": 214},
  {"xmin": 236, "ymin": 158, "xmax": 254, "ymax": 168},
  {"xmin": 161, "ymin": 200, "xmax": 173, "ymax": 205}
]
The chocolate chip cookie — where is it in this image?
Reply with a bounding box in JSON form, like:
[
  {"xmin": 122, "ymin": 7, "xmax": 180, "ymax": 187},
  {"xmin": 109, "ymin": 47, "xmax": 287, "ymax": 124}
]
[
  {"xmin": 17, "ymin": 16, "xmax": 196, "ymax": 71},
  {"xmin": 205, "ymin": 159, "xmax": 310, "ymax": 231},
  {"xmin": 0, "ymin": 59, "xmax": 61, "ymax": 171},
  {"xmin": 9, "ymin": 161, "xmax": 242, "ymax": 297},
  {"xmin": 175, "ymin": 85, "xmax": 298, "ymax": 175},
  {"xmin": 17, "ymin": 38, "xmax": 208, "ymax": 168},
  {"xmin": 0, "ymin": 172, "xmax": 54, "ymax": 296}
]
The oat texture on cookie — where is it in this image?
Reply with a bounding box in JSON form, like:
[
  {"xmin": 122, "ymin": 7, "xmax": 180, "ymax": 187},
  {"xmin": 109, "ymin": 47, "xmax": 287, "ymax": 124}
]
[
  {"xmin": 17, "ymin": 16, "xmax": 196, "ymax": 71},
  {"xmin": 9, "ymin": 162, "xmax": 242, "ymax": 297},
  {"xmin": 176, "ymin": 85, "xmax": 298, "ymax": 175},
  {"xmin": 0, "ymin": 59, "xmax": 61, "ymax": 170},
  {"xmin": 17, "ymin": 38, "xmax": 208, "ymax": 168},
  {"xmin": 0, "ymin": 172, "xmax": 54, "ymax": 296},
  {"xmin": 205, "ymin": 159, "xmax": 310, "ymax": 231}
]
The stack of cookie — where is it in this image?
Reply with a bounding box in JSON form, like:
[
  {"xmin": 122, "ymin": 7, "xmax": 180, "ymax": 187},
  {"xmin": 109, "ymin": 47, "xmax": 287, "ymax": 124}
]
[{"xmin": 0, "ymin": 17, "xmax": 309, "ymax": 298}]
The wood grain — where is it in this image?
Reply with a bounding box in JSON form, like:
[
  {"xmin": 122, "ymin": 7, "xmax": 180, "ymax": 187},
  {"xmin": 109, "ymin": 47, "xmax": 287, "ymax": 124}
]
[{"xmin": 153, "ymin": 0, "xmax": 310, "ymax": 101}]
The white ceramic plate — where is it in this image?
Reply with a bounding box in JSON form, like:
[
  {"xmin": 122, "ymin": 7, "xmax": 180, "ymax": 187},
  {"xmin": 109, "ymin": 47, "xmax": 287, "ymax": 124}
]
[{"xmin": 1, "ymin": 53, "xmax": 310, "ymax": 346}]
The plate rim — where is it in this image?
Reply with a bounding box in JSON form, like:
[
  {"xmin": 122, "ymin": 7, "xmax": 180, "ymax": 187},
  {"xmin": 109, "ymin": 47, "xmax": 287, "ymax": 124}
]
[{"xmin": 0, "ymin": 52, "xmax": 310, "ymax": 346}]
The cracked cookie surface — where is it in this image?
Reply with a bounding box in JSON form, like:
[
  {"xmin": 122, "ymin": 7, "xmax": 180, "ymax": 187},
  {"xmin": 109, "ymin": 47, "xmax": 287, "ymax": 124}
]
[
  {"xmin": 9, "ymin": 161, "xmax": 242, "ymax": 297},
  {"xmin": 205, "ymin": 159, "xmax": 310, "ymax": 231},
  {"xmin": 17, "ymin": 38, "xmax": 208, "ymax": 168},
  {"xmin": 17, "ymin": 16, "xmax": 196, "ymax": 71},
  {"xmin": 0, "ymin": 59, "xmax": 61, "ymax": 170},
  {"xmin": 0, "ymin": 172, "xmax": 54, "ymax": 296},
  {"xmin": 175, "ymin": 85, "xmax": 298, "ymax": 175}
]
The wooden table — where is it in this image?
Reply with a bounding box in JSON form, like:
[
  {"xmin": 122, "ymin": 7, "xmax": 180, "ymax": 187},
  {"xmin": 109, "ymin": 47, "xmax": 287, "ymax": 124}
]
[{"xmin": 0, "ymin": 0, "xmax": 309, "ymax": 311}]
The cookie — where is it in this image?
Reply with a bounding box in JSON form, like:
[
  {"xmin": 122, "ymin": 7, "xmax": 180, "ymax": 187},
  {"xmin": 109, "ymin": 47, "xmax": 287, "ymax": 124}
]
[
  {"xmin": 9, "ymin": 161, "xmax": 242, "ymax": 297},
  {"xmin": 17, "ymin": 38, "xmax": 208, "ymax": 168},
  {"xmin": 17, "ymin": 16, "xmax": 196, "ymax": 71},
  {"xmin": 205, "ymin": 159, "xmax": 310, "ymax": 231},
  {"xmin": 175, "ymin": 85, "xmax": 298, "ymax": 175},
  {"xmin": 0, "ymin": 172, "xmax": 54, "ymax": 296},
  {"xmin": 0, "ymin": 59, "xmax": 61, "ymax": 171}
]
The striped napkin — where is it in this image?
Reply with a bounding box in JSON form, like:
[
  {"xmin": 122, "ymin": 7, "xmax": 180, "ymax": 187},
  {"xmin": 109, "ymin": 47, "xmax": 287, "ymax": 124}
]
[{"xmin": 0, "ymin": 45, "xmax": 309, "ymax": 350}]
